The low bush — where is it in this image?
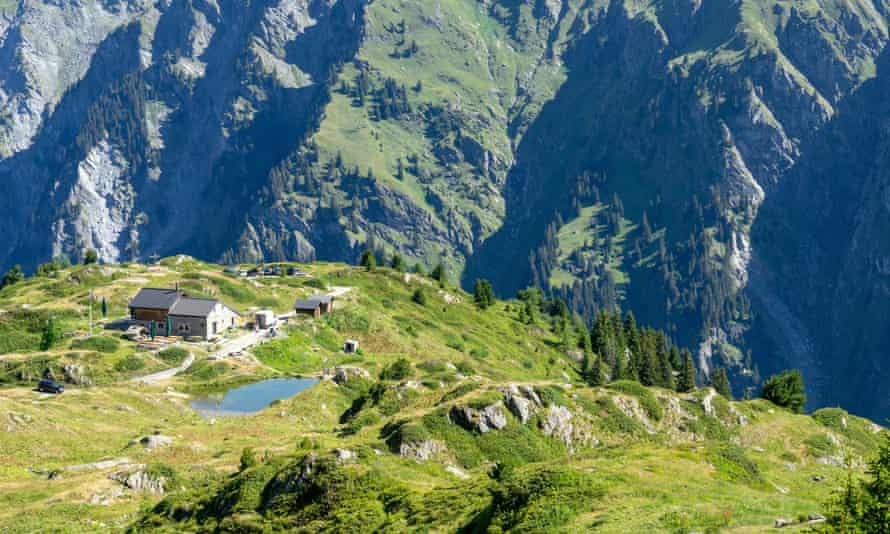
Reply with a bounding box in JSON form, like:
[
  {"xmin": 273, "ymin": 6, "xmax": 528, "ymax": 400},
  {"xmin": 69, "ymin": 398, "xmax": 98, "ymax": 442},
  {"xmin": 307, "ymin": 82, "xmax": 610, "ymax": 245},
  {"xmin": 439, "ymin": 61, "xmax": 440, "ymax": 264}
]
[
  {"xmin": 706, "ymin": 444, "xmax": 764, "ymax": 486},
  {"xmin": 114, "ymin": 354, "xmax": 146, "ymax": 372},
  {"xmin": 380, "ymin": 358, "xmax": 412, "ymax": 381},
  {"xmin": 158, "ymin": 347, "xmax": 189, "ymax": 364},
  {"xmin": 71, "ymin": 336, "xmax": 120, "ymax": 354}
]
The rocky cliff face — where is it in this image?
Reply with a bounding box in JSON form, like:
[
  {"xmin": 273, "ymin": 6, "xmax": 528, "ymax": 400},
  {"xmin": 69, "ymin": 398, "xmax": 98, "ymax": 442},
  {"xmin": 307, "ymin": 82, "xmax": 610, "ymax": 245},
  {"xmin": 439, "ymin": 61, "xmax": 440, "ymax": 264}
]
[
  {"xmin": 753, "ymin": 45, "xmax": 890, "ymax": 419},
  {"xmin": 2, "ymin": 0, "xmax": 890, "ymax": 417}
]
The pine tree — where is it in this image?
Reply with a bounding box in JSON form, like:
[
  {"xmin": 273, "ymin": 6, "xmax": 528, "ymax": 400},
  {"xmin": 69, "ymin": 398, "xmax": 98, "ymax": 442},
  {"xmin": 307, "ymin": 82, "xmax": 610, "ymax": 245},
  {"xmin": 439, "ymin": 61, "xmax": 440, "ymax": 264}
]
[
  {"xmin": 391, "ymin": 253, "xmax": 405, "ymax": 272},
  {"xmin": 359, "ymin": 249, "xmax": 376, "ymax": 271},
  {"xmin": 709, "ymin": 367, "xmax": 732, "ymax": 398},
  {"xmin": 677, "ymin": 349, "xmax": 696, "ymax": 392},
  {"xmin": 430, "ymin": 262, "xmax": 447, "ymax": 286},
  {"xmin": 638, "ymin": 333, "xmax": 660, "ymax": 387},
  {"xmin": 40, "ymin": 318, "xmax": 60, "ymax": 351},
  {"xmin": 83, "ymin": 249, "xmax": 99, "ymax": 265},
  {"xmin": 522, "ymin": 299, "xmax": 535, "ymax": 324},
  {"xmin": 473, "ymin": 279, "xmax": 495, "ymax": 309},
  {"xmin": 761, "ymin": 370, "xmax": 807, "ymax": 413},
  {"xmin": 656, "ymin": 334, "xmax": 675, "ymax": 390},
  {"xmin": 1, "ymin": 264, "xmax": 24, "ymax": 288},
  {"xmin": 584, "ymin": 354, "xmax": 603, "ymax": 387},
  {"xmin": 825, "ymin": 433, "xmax": 890, "ymax": 532}
]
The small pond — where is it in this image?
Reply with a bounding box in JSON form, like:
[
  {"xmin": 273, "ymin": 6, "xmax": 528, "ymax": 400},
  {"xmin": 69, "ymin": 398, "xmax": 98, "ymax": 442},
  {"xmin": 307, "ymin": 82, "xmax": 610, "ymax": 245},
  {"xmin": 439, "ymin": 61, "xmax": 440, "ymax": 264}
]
[{"xmin": 189, "ymin": 377, "xmax": 318, "ymax": 417}]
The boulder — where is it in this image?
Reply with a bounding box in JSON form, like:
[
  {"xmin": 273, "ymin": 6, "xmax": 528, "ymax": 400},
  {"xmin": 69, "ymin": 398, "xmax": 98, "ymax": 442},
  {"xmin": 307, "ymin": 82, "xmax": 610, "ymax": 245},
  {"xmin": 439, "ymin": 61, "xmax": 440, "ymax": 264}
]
[
  {"xmin": 449, "ymin": 403, "xmax": 508, "ymax": 433},
  {"xmin": 109, "ymin": 469, "xmax": 167, "ymax": 494},
  {"xmin": 445, "ymin": 464, "xmax": 470, "ymax": 479},
  {"xmin": 136, "ymin": 435, "xmax": 173, "ymax": 450},
  {"xmin": 325, "ymin": 366, "xmax": 370, "ymax": 385},
  {"xmin": 774, "ymin": 518, "xmax": 793, "ymax": 528},
  {"xmin": 539, "ymin": 405, "xmax": 597, "ymax": 453},
  {"xmin": 501, "ymin": 384, "xmax": 543, "ymax": 424},
  {"xmin": 399, "ymin": 439, "xmax": 446, "ymax": 461},
  {"xmin": 506, "ymin": 395, "xmax": 535, "ymax": 424},
  {"xmin": 333, "ymin": 448, "xmax": 356, "ymax": 463},
  {"xmin": 63, "ymin": 363, "xmax": 92, "ymax": 386}
]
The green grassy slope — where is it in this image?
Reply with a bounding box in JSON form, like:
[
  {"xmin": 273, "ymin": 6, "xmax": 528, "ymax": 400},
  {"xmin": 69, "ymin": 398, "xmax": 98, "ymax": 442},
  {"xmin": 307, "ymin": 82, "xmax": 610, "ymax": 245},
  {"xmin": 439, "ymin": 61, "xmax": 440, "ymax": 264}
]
[{"xmin": 0, "ymin": 258, "xmax": 884, "ymax": 532}]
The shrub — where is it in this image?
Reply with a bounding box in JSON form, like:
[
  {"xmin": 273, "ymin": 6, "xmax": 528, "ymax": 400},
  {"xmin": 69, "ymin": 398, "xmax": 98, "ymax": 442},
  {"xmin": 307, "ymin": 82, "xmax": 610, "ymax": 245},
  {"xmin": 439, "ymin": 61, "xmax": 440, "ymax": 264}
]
[
  {"xmin": 146, "ymin": 463, "xmax": 178, "ymax": 487},
  {"xmin": 114, "ymin": 354, "xmax": 146, "ymax": 372},
  {"xmin": 158, "ymin": 347, "xmax": 189, "ymax": 364},
  {"xmin": 804, "ymin": 433, "xmax": 838, "ymax": 457},
  {"xmin": 455, "ymin": 361, "xmax": 474, "ymax": 376},
  {"xmin": 39, "ymin": 318, "xmax": 61, "ymax": 351},
  {"xmin": 240, "ymin": 447, "xmax": 258, "ymax": 471},
  {"xmin": 303, "ymin": 278, "xmax": 327, "ymax": 290},
  {"xmin": 706, "ymin": 444, "xmax": 764, "ymax": 486},
  {"xmin": 411, "ymin": 288, "xmax": 427, "ymax": 306},
  {"xmin": 469, "ymin": 347, "xmax": 489, "ymax": 360},
  {"xmin": 71, "ymin": 336, "xmax": 120, "ymax": 354},
  {"xmin": 380, "ymin": 358, "xmax": 412, "ymax": 381}
]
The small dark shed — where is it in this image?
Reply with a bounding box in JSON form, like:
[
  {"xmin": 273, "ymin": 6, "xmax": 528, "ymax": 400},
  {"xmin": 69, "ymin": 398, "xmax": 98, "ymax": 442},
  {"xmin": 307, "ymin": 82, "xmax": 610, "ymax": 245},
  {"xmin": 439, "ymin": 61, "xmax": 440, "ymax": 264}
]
[{"xmin": 294, "ymin": 294, "xmax": 335, "ymax": 318}]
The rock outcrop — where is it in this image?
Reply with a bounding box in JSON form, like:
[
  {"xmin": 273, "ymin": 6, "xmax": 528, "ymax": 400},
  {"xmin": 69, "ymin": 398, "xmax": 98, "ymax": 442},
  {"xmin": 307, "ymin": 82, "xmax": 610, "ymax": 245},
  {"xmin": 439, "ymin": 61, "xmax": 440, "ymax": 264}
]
[
  {"xmin": 449, "ymin": 402, "xmax": 508, "ymax": 434},
  {"xmin": 539, "ymin": 405, "xmax": 597, "ymax": 453},
  {"xmin": 109, "ymin": 468, "xmax": 168, "ymax": 495}
]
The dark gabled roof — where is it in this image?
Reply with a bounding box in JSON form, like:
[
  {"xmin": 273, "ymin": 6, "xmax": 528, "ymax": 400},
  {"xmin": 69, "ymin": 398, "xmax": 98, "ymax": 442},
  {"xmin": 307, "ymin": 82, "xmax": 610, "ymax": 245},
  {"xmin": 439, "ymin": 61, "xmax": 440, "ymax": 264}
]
[
  {"xmin": 294, "ymin": 294, "xmax": 333, "ymax": 310},
  {"xmin": 169, "ymin": 297, "xmax": 239, "ymax": 318},
  {"xmin": 129, "ymin": 288, "xmax": 183, "ymax": 311},
  {"xmin": 294, "ymin": 299, "xmax": 322, "ymax": 311}
]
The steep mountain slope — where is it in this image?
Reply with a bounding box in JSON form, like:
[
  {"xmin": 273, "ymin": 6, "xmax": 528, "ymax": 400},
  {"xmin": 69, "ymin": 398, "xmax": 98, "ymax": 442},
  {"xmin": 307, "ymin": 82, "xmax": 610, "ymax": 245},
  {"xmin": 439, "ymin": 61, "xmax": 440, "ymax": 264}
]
[
  {"xmin": 466, "ymin": 0, "xmax": 890, "ymax": 405},
  {"xmin": 1, "ymin": 0, "xmax": 890, "ymax": 416},
  {"xmin": 753, "ymin": 44, "xmax": 890, "ymax": 420}
]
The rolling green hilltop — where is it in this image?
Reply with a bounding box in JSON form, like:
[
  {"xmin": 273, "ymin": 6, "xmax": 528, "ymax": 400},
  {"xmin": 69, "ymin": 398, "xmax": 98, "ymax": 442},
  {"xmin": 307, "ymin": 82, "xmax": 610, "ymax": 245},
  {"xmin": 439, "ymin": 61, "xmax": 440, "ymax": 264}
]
[{"xmin": 0, "ymin": 257, "xmax": 886, "ymax": 532}]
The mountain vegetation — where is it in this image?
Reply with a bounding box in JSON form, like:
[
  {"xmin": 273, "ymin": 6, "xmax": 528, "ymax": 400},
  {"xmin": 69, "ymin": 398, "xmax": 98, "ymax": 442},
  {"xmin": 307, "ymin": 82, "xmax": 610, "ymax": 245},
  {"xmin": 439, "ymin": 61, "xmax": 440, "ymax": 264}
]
[{"xmin": 0, "ymin": 257, "xmax": 886, "ymax": 532}]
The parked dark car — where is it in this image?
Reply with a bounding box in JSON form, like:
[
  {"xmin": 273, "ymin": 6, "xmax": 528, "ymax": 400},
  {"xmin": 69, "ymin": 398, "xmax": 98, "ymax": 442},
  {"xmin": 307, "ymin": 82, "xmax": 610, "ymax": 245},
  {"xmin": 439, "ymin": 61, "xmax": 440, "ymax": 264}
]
[
  {"xmin": 37, "ymin": 379, "xmax": 64, "ymax": 394},
  {"xmin": 286, "ymin": 267, "xmax": 297, "ymax": 276}
]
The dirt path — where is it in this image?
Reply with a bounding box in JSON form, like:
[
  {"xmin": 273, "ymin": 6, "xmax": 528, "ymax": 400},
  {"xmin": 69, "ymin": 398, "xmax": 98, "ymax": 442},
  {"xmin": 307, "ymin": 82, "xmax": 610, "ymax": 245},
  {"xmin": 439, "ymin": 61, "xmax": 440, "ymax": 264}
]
[
  {"xmin": 328, "ymin": 286, "xmax": 353, "ymax": 298},
  {"xmin": 134, "ymin": 353, "xmax": 195, "ymax": 385}
]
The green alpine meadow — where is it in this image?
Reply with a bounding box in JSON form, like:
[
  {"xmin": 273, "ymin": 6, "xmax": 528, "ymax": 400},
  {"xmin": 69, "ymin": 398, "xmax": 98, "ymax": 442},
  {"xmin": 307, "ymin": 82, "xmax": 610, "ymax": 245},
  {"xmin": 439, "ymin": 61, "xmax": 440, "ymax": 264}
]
[
  {"xmin": 0, "ymin": 258, "xmax": 887, "ymax": 532},
  {"xmin": 1, "ymin": 0, "xmax": 890, "ymax": 531}
]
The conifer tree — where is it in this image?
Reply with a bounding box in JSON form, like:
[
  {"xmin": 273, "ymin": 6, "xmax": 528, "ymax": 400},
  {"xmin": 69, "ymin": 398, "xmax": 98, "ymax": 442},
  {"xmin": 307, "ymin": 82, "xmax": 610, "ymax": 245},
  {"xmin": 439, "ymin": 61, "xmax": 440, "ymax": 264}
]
[
  {"xmin": 638, "ymin": 333, "xmax": 660, "ymax": 387},
  {"xmin": 656, "ymin": 334, "xmax": 675, "ymax": 390},
  {"xmin": 677, "ymin": 349, "xmax": 697, "ymax": 392},
  {"xmin": 390, "ymin": 253, "xmax": 405, "ymax": 272},
  {"xmin": 430, "ymin": 262, "xmax": 447, "ymax": 286},
  {"xmin": 473, "ymin": 279, "xmax": 495, "ymax": 309},
  {"xmin": 359, "ymin": 249, "xmax": 376, "ymax": 271},
  {"xmin": 40, "ymin": 318, "xmax": 60, "ymax": 351},
  {"xmin": 584, "ymin": 354, "xmax": 603, "ymax": 387},
  {"xmin": 709, "ymin": 367, "xmax": 732, "ymax": 398}
]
